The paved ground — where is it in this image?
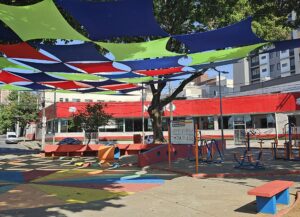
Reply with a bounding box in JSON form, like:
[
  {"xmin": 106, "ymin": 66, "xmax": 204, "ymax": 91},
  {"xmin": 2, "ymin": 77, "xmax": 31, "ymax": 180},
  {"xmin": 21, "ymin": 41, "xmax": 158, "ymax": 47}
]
[{"xmin": 0, "ymin": 143, "xmax": 299, "ymax": 217}]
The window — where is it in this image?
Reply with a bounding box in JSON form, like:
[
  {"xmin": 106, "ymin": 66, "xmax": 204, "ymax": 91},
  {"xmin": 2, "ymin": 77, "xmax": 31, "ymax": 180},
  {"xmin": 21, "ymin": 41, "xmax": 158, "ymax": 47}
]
[
  {"xmin": 72, "ymin": 98, "xmax": 80, "ymax": 102},
  {"xmin": 85, "ymin": 99, "xmax": 93, "ymax": 102},
  {"xmin": 251, "ymin": 68, "xmax": 260, "ymax": 79},
  {"xmin": 200, "ymin": 116, "xmax": 214, "ymax": 130},
  {"xmin": 65, "ymin": 98, "xmax": 69, "ymax": 102},
  {"xmin": 97, "ymin": 100, "xmax": 104, "ymax": 102},
  {"xmin": 251, "ymin": 56, "xmax": 259, "ymax": 64},
  {"xmin": 281, "ymin": 50, "xmax": 287, "ymax": 54},
  {"xmin": 261, "ymin": 68, "xmax": 267, "ymax": 72},
  {"xmin": 290, "ymin": 57, "xmax": 295, "ymax": 66},
  {"xmin": 60, "ymin": 119, "xmax": 68, "ymax": 133},
  {"xmin": 276, "ymin": 51, "xmax": 280, "ymax": 57},
  {"xmin": 260, "ymin": 55, "xmax": 266, "ymax": 60},
  {"xmin": 59, "ymin": 98, "xmax": 63, "ymax": 102},
  {"xmin": 269, "ymin": 52, "xmax": 274, "ymax": 59},
  {"xmin": 218, "ymin": 116, "xmax": 233, "ymax": 129},
  {"xmin": 270, "ymin": 64, "xmax": 274, "ymax": 72},
  {"xmin": 282, "ymin": 63, "xmax": 288, "ymax": 68},
  {"xmin": 277, "ymin": 63, "xmax": 281, "ymax": 70}
]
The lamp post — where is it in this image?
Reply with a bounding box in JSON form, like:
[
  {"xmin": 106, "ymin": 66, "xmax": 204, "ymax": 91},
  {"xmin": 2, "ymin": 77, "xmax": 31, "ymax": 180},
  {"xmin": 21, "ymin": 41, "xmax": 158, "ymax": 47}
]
[{"xmin": 214, "ymin": 68, "xmax": 229, "ymax": 154}]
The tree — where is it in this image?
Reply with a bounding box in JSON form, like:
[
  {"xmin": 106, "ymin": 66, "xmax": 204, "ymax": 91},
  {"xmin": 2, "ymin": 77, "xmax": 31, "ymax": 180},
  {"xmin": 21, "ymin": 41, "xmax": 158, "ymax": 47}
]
[
  {"xmin": 0, "ymin": 91, "xmax": 39, "ymax": 135},
  {"xmin": 2, "ymin": 0, "xmax": 300, "ymax": 142},
  {"xmin": 72, "ymin": 103, "xmax": 111, "ymax": 145}
]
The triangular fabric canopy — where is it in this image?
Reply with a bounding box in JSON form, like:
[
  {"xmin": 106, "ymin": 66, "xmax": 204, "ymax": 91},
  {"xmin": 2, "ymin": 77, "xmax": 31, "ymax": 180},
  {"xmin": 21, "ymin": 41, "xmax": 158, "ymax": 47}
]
[
  {"xmin": 12, "ymin": 72, "xmax": 64, "ymax": 82},
  {"xmin": 0, "ymin": 21, "xmax": 21, "ymax": 43},
  {"xmin": 0, "ymin": 42, "xmax": 54, "ymax": 61},
  {"xmin": 31, "ymin": 42, "xmax": 110, "ymax": 62},
  {"xmin": 20, "ymin": 82, "xmax": 55, "ymax": 90},
  {"xmin": 173, "ymin": 17, "xmax": 265, "ymax": 53},
  {"xmin": 0, "ymin": 58, "xmax": 31, "ymax": 71},
  {"xmin": 101, "ymin": 72, "xmax": 144, "ymax": 79},
  {"xmin": 97, "ymin": 38, "xmax": 179, "ymax": 61},
  {"xmin": 55, "ymin": 0, "xmax": 168, "ymax": 40},
  {"xmin": 121, "ymin": 56, "xmax": 182, "ymax": 71},
  {"xmin": 81, "ymin": 80, "xmax": 124, "ymax": 88},
  {"xmin": 68, "ymin": 62, "xmax": 126, "ymax": 74},
  {"xmin": 0, "ymin": 84, "xmax": 30, "ymax": 91},
  {"xmin": 136, "ymin": 67, "xmax": 184, "ymax": 76},
  {"xmin": 41, "ymin": 81, "xmax": 92, "ymax": 90},
  {"xmin": 0, "ymin": 70, "xmax": 29, "ymax": 84},
  {"xmin": 48, "ymin": 73, "xmax": 105, "ymax": 81},
  {"xmin": 117, "ymin": 77, "xmax": 153, "ymax": 84},
  {"xmin": 101, "ymin": 83, "xmax": 138, "ymax": 91},
  {"xmin": 16, "ymin": 60, "xmax": 78, "ymax": 73},
  {"xmin": 0, "ymin": 0, "xmax": 88, "ymax": 41},
  {"xmin": 188, "ymin": 43, "xmax": 265, "ymax": 66}
]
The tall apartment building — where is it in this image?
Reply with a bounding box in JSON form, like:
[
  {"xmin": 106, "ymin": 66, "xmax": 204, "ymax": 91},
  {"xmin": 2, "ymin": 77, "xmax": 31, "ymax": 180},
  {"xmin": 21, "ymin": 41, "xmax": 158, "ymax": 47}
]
[{"xmin": 233, "ymin": 30, "xmax": 300, "ymax": 94}]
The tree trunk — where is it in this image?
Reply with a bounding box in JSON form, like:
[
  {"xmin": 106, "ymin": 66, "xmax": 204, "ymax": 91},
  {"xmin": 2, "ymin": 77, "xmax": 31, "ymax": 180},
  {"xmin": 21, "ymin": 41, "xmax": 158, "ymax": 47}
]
[
  {"xmin": 149, "ymin": 108, "xmax": 165, "ymax": 143},
  {"xmin": 86, "ymin": 132, "xmax": 91, "ymax": 145}
]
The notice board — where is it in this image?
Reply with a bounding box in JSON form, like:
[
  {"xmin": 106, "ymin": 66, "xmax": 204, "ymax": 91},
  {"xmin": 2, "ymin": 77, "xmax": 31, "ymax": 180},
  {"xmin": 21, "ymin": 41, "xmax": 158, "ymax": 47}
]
[{"xmin": 170, "ymin": 119, "xmax": 195, "ymax": 145}]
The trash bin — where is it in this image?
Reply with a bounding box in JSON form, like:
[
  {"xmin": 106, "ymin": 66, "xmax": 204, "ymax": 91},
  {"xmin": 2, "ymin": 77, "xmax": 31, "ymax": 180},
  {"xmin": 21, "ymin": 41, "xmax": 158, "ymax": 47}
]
[{"xmin": 133, "ymin": 134, "xmax": 142, "ymax": 143}]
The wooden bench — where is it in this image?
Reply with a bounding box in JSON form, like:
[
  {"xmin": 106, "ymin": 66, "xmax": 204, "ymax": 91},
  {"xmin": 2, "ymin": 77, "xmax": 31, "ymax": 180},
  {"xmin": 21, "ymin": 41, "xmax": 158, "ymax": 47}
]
[{"xmin": 248, "ymin": 180, "xmax": 294, "ymax": 214}]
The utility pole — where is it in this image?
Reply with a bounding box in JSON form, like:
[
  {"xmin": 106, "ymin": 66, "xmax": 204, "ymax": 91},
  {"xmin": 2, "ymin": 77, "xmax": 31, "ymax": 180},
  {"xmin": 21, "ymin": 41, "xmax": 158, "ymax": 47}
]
[
  {"xmin": 141, "ymin": 83, "xmax": 145, "ymax": 144},
  {"xmin": 41, "ymin": 91, "xmax": 46, "ymax": 151},
  {"xmin": 169, "ymin": 82, "xmax": 173, "ymax": 121},
  {"xmin": 16, "ymin": 91, "xmax": 20, "ymax": 137}
]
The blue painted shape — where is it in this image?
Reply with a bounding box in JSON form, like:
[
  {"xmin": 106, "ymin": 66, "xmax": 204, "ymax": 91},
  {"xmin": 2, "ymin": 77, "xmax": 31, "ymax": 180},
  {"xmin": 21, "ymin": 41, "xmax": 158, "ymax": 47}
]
[
  {"xmin": 114, "ymin": 147, "xmax": 120, "ymax": 160},
  {"xmin": 256, "ymin": 196, "xmax": 276, "ymax": 214},
  {"xmin": 0, "ymin": 171, "xmax": 24, "ymax": 183},
  {"xmin": 276, "ymin": 189, "xmax": 290, "ymax": 205},
  {"xmin": 0, "ymin": 185, "xmax": 16, "ymax": 194}
]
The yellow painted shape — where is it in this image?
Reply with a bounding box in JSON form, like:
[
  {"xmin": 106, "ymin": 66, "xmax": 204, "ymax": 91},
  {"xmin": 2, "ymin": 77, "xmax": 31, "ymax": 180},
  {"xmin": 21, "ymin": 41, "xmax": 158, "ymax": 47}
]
[{"xmin": 32, "ymin": 169, "xmax": 93, "ymax": 182}]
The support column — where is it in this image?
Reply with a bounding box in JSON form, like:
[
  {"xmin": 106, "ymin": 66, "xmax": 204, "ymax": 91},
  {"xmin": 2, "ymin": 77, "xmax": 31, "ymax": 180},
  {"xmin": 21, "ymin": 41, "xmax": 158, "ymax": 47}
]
[{"xmin": 214, "ymin": 116, "xmax": 219, "ymax": 130}]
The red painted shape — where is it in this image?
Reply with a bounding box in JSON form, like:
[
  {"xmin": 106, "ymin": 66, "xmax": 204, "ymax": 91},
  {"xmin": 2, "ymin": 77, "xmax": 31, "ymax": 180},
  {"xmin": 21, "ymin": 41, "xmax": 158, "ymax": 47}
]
[
  {"xmin": 0, "ymin": 70, "xmax": 29, "ymax": 83},
  {"xmin": 41, "ymin": 81, "xmax": 92, "ymax": 90},
  {"xmin": 43, "ymin": 93, "xmax": 300, "ymax": 119},
  {"xmin": 248, "ymin": 180, "xmax": 294, "ymax": 197},
  {"xmin": 69, "ymin": 62, "xmax": 125, "ymax": 73},
  {"xmin": 23, "ymin": 170, "xmax": 58, "ymax": 182},
  {"xmin": 102, "ymin": 83, "xmax": 138, "ymax": 91},
  {"xmin": 136, "ymin": 67, "xmax": 183, "ymax": 76},
  {"xmin": 138, "ymin": 144, "xmax": 191, "ymax": 167},
  {"xmin": 0, "ymin": 42, "xmax": 54, "ymax": 61}
]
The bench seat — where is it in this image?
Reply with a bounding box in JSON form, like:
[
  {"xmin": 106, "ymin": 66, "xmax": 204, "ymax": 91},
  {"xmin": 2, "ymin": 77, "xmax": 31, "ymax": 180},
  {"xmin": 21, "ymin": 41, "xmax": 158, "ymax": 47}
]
[{"xmin": 248, "ymin": 180, "xmax": 294, "ymax": 214}]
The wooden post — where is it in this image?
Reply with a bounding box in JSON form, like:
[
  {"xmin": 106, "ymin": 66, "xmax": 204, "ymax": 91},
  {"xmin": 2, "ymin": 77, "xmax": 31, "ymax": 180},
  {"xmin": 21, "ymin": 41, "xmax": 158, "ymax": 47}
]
[
  {"xmin": 195, "ymin": 124, "xmax": 199, "ymax": 174},
  {"xmin": 168, "ymin": 124, "xmax": 171, "ymax": 168}
]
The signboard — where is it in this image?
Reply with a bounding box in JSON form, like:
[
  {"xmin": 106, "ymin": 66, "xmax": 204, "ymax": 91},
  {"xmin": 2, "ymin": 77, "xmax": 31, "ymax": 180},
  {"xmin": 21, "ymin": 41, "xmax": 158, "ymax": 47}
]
[{"xmin": 170, "ymin": 119, "xmax": 195, "ymax": 145}]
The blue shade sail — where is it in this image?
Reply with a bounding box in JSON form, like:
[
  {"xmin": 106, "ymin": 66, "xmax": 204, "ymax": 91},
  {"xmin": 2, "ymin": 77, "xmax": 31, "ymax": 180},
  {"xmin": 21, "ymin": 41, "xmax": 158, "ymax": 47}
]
[
  {"xmin": 0, "ymin": 21, "xmax": 21, "ymax": 43},
  {"xmin": 16, "ymin": 60, "xmax": 78, "ymax": 73},
  {"xmin": 267, "ymin": 39, "xmax": 300, "ymax": 53},
  {"xmin": 101, "ymin": 72, "xmax": 144, "ymax": 79},
  {"xmin": 81, "ymin": 80, "xmax": 123, "ymax": 87},
  {"xmin": 12, "ymin": 72, "xmax": 64, "ymax": 82},
  {"xmin": 119, "ymin": 87, "xmax": 144, "ymax": 93},
  {"xmin": 21, "ymin": 82, "xmax": 55, "ymax": 90},
  {"xmin": 122, "ymin": 56, "xmax": 182, "ymax": 71},
  {"xmin": 55, "ymin": 0, "xmax": 168, "ymax": 40},
  {"xmin": 30, "ymin": 42, "xmax": 110, "ymax": 62},
  {"xmin": 173, "ymin": 17, "xmax": 265, "ymax": 53}
]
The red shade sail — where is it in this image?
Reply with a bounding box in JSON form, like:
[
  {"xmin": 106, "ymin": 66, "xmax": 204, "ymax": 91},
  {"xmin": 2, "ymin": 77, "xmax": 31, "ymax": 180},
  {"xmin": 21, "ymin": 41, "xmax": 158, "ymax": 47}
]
[
  {"xmin": 0, "ymin": 42, "xmax": 55, "ymax": 61},
  {"xmin": 0, "ymin": 70, "xmax": 30, "ymax": 83},
  {"xmin": 68, "ymin": 62, "xmax": 125, "ymax": 74},
  {"xmin": 41, "ymin": 81, "xmax": 92, "ymax": 90},
  {"xmin": 101, "ymin": 83, "xmax": 138, "ymax": 91},
  {"xmin": 136, "ymin": 66, "xmax": 183, "ymax": 76}
]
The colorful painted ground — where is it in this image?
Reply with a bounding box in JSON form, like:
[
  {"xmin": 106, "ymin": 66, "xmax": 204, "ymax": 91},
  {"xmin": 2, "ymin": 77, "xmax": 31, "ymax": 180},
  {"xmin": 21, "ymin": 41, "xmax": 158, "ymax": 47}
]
[{"xmin": 0, "ymin": 155, "xmax": 178, "ymax": 211}]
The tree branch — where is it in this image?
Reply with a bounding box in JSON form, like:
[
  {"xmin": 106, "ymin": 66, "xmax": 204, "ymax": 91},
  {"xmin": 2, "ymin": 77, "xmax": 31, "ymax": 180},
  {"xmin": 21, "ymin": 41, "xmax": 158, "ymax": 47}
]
[{"xmin": 160, "ymin": 68, "xmax": 208, "ymax": 107}]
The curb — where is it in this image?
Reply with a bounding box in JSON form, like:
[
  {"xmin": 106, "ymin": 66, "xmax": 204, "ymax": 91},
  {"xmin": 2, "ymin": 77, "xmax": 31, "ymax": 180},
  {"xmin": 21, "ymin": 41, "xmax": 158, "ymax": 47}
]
[
  {"xmin": 149, "ymin": 166, "xmax": 300, "ymax": 179},
  {"xmin": 274, "ymin": 191, "xmax": 300, "ymax": 217}
]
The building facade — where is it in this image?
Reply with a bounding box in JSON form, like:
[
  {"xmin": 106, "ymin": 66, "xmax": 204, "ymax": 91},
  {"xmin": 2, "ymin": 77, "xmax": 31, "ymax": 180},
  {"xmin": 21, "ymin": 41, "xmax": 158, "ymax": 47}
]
[{"xmin": 32, "ymin": 92, "xmax": 300, "ymax": 144}]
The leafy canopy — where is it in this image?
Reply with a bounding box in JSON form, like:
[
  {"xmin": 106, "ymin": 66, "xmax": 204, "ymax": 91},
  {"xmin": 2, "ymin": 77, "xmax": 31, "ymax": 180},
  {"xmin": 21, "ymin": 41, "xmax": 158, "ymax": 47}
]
[{"xmin": 72, "ymin": 103, "xmax": 111, "ymax": 133}]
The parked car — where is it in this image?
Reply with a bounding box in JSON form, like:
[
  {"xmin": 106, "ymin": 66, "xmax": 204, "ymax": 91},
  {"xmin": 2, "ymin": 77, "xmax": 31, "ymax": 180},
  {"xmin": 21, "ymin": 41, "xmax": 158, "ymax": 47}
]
[{"xmin": 5, "ymin": 132, "xmax": 19, "ymax": 144}]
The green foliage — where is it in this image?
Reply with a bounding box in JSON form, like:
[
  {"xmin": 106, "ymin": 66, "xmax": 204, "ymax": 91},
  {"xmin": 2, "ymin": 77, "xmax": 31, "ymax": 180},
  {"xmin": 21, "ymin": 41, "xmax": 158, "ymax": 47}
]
[
  {"xmin": 72, "ymin": 103, "xmax": 111, "ymax": 133},
  {"xmin": 0, "ymin": 91, "xmax": 38, "ymax": 134}
]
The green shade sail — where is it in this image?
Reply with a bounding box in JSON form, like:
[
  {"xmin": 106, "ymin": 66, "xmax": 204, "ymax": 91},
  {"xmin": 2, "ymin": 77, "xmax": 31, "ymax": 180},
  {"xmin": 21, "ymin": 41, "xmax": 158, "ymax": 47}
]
[
  {"xmin": 189, "ymin": 43, "xmax": 266, "ymax": 66},
  {"xmin": 0, "ymin": 84, "xmax": 30, "ymax": 91},
  {"xmin": 117, "ymin": 77, "xmax": 153, "ymax": 83},
  {"xmin": 0, "ymin": 58, "xmax": 31, "ymax": 70},
  {"xmin": 0, "ymin": 0, "xmax": 88, "ymax": 41},
  {"xmin": 96, "ymin": 37, "xmax": 179, "ymax": 61},
  {"xmin": 48, "ymin": 72, "xmax": 105, "ymax": 81},
  {"xmin": 95, "ymin": 90, "xmax": 118, "ymax": 95}
]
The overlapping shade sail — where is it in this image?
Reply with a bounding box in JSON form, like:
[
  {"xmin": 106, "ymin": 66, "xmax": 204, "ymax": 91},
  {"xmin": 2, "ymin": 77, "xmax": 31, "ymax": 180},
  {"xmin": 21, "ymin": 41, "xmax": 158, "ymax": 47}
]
[
  {"xmin": 55, "ymin": 0, "xmax": 168, "ymax": 40},
  {"xmin": 174, "ymin": 17, "xmax": 265, "ymax": 53},
  {"xmin": 0, "ymin": 0, "xmax": 300, "ymax": 94}
]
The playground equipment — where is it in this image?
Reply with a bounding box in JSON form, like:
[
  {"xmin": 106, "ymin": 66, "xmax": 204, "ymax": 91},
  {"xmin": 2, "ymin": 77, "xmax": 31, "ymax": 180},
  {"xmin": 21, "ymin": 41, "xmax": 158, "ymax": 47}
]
[
  {"xmin": 196, "ymin": 139, "xmax": 224, "ymax": 163},
  {"xmin": 272, "ymin": 122, "xmax": 300, "ymax": 161},
  {"xmin": 233, "ymin": 130, "xmax": 265, "ymax": 170}
]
